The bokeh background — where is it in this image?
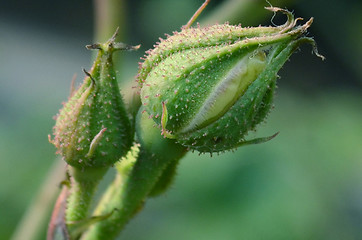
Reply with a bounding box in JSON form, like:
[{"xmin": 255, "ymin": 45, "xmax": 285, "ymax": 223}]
[{"xmin": 1, "ymin": 0, "xmax": 361, "ymax": 239}]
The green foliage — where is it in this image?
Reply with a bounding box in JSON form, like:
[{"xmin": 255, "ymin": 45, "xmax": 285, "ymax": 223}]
[{"xmin": 1, "ymin": 0, "xmax": 361, "ymax": 239}]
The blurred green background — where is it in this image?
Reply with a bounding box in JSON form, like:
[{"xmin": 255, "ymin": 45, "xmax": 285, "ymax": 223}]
[{"xmin": 1, "ymin": 0, "xmax": 361, "ymax": 239}]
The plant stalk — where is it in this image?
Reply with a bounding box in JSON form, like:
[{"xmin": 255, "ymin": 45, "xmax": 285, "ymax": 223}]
[
  {"xmin": 66, "ymin": 167, "xmax": 107, "ymax": 224},
  {"xmin": 81, "ymin": 148, "xmax": 185, "ymax": 240},
  {"xmin": 81, "ymin": 111, "xmax": 187, "ymax": 239}
]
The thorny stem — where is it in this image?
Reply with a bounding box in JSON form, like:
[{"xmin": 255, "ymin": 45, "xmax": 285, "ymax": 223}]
[
  {"xmin": 65, "ymin": 167, "xmax": 107, "ymax": 225},
  {"xmin": 81, "ymin": 112, "xmax": 187, "ymax": 239},
  {"xmin": 82, "ymin": 148, "xmax": 186, "ymax": 240}
]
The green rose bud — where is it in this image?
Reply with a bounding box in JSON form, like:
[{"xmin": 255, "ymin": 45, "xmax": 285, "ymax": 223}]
[
  {"xmin": 137, "ymin": 7, "xmax": 323, "ymax": 153},
  {"xmin": 51, "ymin": 31, "xmax": 139, "ymax": 169}
]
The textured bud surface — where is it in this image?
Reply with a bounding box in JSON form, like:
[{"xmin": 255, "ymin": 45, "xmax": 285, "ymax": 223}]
[
  {"xmin": 137, "ymin": 8, "xmax": 322, "ymax": 153},
  {"xmin": 51, "ymin": 34, "xmax": 136, "ymax": 168}
]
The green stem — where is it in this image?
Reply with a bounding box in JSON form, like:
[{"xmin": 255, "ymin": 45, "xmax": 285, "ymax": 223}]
[
  {"xmin": 80, "ymin": 144, "xmax": 139, "ymax": 237},
  {"xmin": 81, "ymin": 149, "xmax": 184, "ymax": 240},
  {"xmin": 66, "ymin": 167, "xmax": 107, "ymax": 224},
  {"xmin": 66, "ymin": 182, "xmax": 95, "ymax": 223},
  {"xmin": 81, "ymin": 111, "xmax": 187, "ymax": 240}
]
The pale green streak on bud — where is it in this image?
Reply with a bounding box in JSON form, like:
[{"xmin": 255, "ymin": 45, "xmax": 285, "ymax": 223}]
[
  {"xmin": 86, "ymin": 128, "xmax": 107, "ymax": 158},
  {"xmin": 181, "ymin": 51, "xmax": 266, "ymax": 133},
  {"xmin": 141, "ymin": 43, "xmax": 268, "ymax": 132},
  {"xmin": 177, "ymin": 40, "xmax": 299, "ymax": 152}
]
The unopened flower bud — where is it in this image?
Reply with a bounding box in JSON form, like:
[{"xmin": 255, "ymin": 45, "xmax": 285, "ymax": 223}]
[
  {"xmin": 51, "ymin": 31, "xmax": 139, "ymax": 169},
  {"xmin": 137, "ymin": 7, "xmax": 323, "ymax": 153}
]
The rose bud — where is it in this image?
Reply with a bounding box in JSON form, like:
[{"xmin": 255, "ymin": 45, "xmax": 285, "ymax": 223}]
[
  {"xmin": 137, "ymin": 7, "xmax": 323, "ymax": 153},
  {"xmin": 51, "ymin": 30, "xmax": 139, "ymax": 169}
]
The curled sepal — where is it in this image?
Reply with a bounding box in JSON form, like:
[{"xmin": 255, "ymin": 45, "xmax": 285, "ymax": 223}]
[
  {"xmin": 138, "ymin": 7, "xmax": 323, "ymax": 153},
  {"xmin": 51, "ymin": 30, "xmax": 139, "ymax": 169}
]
